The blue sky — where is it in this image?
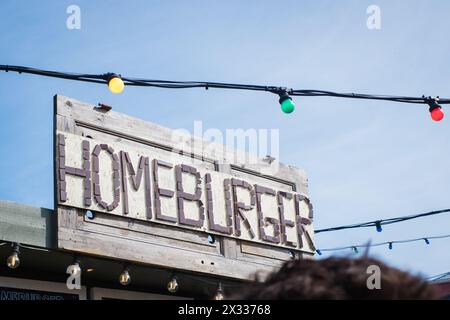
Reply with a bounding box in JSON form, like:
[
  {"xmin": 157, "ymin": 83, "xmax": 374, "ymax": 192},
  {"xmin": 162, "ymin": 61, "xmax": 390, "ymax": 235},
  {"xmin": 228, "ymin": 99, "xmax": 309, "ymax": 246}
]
[{"xmin": 0, "ymin": 0, "xmax": 449, "ymax": 277}]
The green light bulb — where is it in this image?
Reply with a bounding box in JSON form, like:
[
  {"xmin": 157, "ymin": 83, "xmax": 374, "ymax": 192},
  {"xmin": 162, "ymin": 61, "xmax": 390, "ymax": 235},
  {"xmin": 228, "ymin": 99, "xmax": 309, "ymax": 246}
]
[{"xmin": 280, "ymin": 98, "xmax": 295, "ymax": 114}]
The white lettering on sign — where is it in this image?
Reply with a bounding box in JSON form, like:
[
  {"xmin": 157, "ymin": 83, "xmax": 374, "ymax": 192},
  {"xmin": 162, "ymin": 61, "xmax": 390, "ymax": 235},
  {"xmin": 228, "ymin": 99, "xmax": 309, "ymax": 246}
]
[{"xmin": 56, "ymin": 132, "xmax": 315, "ymax": 252}]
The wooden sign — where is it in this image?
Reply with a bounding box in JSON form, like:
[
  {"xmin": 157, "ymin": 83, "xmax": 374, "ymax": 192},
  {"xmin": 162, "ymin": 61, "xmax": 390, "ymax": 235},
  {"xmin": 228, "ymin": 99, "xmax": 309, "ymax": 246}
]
[{"xmin": 55, "ymin": 95, "xmax": 314, "ymax": 280}]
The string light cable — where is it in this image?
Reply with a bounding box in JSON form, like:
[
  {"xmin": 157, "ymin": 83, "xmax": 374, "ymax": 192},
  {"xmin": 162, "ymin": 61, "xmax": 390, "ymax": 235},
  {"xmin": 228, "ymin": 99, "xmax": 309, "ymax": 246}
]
[
  {"xmin": 315, "ymin": 234, "xmax": 450, "ymax": 255},
  {"xmin": 315, "ymin": 208, "xmax": 450, "ymax": 234},
  {"xmin": 0, "ymin": 65, "xmax": 448, "ymax": 119},
  {"xmin": 0, "ymin": 241, "xmax": 49, "ymax": 252}
]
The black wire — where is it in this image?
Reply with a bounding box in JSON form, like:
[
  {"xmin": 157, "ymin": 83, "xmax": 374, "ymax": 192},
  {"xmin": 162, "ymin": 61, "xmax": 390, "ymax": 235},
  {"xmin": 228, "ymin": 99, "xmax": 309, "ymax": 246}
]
[
  {"xmin": 1, "ymin": 65, "xmax": 449, "ymax": 104},
  {"xmin": 2, "ymin": 65, "xmax": 449, "ymax": 241},
  {"xmin": 317, "ymin": 234, "xmax": 450, "ymax": 252},
  {"xmin": 427, "ymin": 272, "xmax": 450, "ymax": 281},
  {"xmin": 315, "ymin": 209, "xmax": 450, "ymax": 234},
  {"xmin": 181, "ymin": 272, "xmax": 245, "ymax": 288},
  {"xmin": 290, "ymin": 90, "xmax": 445, "ymax": 104}
]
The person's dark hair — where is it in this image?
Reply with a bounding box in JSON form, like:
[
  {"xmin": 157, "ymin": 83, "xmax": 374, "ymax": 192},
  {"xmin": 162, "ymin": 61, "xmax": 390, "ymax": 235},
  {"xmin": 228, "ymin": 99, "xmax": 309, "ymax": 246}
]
[{"xmin": 233, "ymin": 257, "xmax": 438, "ymax": 300}]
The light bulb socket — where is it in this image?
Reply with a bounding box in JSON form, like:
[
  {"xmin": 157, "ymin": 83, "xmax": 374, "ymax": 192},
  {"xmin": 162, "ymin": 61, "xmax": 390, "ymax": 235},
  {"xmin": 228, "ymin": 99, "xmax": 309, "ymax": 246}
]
[
  {"xmin": 429, "ymin": 104, "xmax": 442, "ymax": 113},
  {"xmin": 104, "ymin": 73, "xmax": 121, "ymax": 82},
  {"xmin": 11, "ymin": 243, "xmax": 20, "ymax": 254},
  {"xmin": 278, "ymin": 91, "xmax": 292, "ymax": 104},
  {"xmin": 375, "ymin": 221, "xmax": 382, "ymax": 232},
  {"xmin": 425, "ymin": 97, "xmax": 442, "ymax": 112},
  {"xmin": 121, "ymin": 263, "xmax": 130, "ymax": 273},
  {"xmin": 71, "ymin": 255, "xmax": 81, "ymax": 267}
]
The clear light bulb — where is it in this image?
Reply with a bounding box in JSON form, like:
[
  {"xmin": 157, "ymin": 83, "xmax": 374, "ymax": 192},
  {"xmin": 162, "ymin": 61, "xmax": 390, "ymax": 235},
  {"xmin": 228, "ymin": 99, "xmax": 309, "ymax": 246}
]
[
  {"xmin": 213, "ymin": 282, "xmax": 225, "ymax": 300},
  {"xmin": 213, "ymin": 290, "xmax": 225, "ymax": 300},
  {"xmin": 7, "ymin": 251, "xmax": 20, "ymax": 269},
  {"xmin": 167, "ymin": 277, "xmax": 179, "ymax": 293},
  {"xmin": 119, "ymin": 269, "xmax": 131, "ymax": 286}
]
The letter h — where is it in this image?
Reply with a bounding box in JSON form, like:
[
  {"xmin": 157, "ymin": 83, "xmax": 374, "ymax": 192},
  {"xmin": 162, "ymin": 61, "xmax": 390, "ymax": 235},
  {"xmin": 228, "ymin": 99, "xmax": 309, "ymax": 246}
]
[{"xmin": 57, "ymin": 134, "xmax": 91, "ymax": 206}]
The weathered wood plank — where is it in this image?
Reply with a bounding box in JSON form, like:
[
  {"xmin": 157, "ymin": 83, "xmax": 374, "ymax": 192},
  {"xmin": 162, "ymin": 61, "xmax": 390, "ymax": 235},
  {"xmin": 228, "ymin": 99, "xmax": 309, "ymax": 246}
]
[
  {"xmin": 0, "ymin": 200, "xmax": 56, "ymax": 248},
  {"xmin": 55, "ymin": 95, "xmax": 308, "ymax": 194},
  {"xmin": 77, "ymin": 212, "xmax": 221, "ymax": 255},
  {"xmin": 58, "ymin": 225, "xmax": 276, "ymax": 281}
]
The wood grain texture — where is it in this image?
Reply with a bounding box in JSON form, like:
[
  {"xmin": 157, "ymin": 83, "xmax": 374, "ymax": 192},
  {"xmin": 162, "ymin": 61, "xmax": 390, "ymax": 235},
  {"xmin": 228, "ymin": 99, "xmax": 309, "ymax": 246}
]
[{"xmin": 55, "ymin": 95, "xmax": 314, "ymax": 280}]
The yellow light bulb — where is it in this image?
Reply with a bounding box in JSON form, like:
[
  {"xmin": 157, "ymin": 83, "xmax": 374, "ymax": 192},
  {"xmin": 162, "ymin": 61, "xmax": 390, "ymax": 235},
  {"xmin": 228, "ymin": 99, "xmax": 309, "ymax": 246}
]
[{"xmin": 108, "ymin": 76, "xmax": 125, "ymax": 94}]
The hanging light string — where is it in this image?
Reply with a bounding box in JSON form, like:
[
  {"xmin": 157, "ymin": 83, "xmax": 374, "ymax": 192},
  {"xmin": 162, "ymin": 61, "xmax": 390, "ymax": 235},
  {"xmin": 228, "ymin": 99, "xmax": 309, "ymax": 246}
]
[
  {"xmin": 0, "ymin": 64, "xmax": 448, "ymax": 118},
  {"xmin": 315, "ymin": 208, "xmax": 450, "ymax": 234},
  {"xmin": 316, "ymin": 234, "xmax": 450, "ymax": 255}
]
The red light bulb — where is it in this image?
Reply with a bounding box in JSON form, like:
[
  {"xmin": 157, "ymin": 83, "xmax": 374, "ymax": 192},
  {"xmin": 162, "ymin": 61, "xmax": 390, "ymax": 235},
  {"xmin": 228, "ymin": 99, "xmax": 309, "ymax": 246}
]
[{"xmin": 430, "ymin": 107, "xmax": 444, "ymax": 122}]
